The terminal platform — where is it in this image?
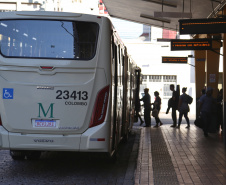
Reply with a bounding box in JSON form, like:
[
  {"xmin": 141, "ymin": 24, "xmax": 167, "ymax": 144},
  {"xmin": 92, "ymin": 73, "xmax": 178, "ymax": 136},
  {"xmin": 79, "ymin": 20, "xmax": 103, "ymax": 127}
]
[{"xmin": 133, "ymin": 112, "xmax": 226, "ymax": 185}]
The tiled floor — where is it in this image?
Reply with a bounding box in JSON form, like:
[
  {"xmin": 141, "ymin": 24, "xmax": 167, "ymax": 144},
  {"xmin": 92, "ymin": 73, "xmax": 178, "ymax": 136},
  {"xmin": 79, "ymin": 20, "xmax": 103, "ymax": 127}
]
[{"xmin": 134, "ymin": 112, "xmax": 226, "ymax": 185}]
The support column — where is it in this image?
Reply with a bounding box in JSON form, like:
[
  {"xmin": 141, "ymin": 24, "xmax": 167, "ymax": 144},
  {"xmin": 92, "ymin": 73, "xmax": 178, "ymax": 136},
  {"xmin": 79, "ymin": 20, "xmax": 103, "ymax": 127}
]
[
  {"xmin": 195, "ymin": 50, "xmax": 206, "ymax": 98},
  {"xmin": 206, "ymin": 40, "xmax": 221, "ymax": 98},
  {"xmin": 195, "ymin": 50, "xmax": 206, "ymax": 119}
]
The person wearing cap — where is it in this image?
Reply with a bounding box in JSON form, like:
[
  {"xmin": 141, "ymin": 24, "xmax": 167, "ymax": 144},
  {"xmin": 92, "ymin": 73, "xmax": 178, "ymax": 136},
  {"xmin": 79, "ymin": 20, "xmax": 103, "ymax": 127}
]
[
  {"xmin": 140, "ymin": 88, "xmax": 151, "ymax": 127},
  {"xmin": 199, "ymin": 86, "xmax": 214, "ymax": 137}
]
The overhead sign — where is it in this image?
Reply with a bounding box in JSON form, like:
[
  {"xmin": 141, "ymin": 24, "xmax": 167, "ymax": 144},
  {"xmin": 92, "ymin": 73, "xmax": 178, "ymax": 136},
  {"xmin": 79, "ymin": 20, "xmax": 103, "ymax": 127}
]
[
  {"xmin": 162, "ymin": 57, "xmax": 187, "ymax": 64},
  {"xmin": 179, "ymin": 18, "xmax": 226, "ymax": 34},
  {"xmin": 171, "ymin": 39, "xmax": 212, "ymax": 51}
]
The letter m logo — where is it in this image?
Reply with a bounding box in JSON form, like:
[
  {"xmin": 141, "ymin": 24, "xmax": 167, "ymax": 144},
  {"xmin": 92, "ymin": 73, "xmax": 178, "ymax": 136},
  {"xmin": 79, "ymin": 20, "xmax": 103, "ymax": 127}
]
[{"xmin": 38, "ymin": 103, "xmax": 54, "ymax": 118}]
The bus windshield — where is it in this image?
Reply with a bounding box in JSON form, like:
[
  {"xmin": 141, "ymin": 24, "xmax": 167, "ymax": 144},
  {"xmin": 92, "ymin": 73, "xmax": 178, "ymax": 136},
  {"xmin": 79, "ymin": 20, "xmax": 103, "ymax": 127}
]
[{"xmin": 0, "ymin": 20, "xmax": 99, "ymax": 60}]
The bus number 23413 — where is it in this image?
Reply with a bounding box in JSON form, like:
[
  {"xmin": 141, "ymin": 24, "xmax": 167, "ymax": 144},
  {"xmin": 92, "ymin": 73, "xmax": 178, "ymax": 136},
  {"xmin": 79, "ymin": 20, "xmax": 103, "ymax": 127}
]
[{"xmin": 56, "ymin": 90, "xmax": 88, "ymax": 100}]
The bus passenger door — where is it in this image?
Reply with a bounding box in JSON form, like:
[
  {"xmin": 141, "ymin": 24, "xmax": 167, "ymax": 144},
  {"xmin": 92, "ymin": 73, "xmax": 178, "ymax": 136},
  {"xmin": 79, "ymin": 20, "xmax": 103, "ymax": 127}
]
[
  {"xmin": 111, "ymin": 40, "xmax": 118, "ymax": 152},
  {"xmin": 121, "ymin": 48, "xmax": 129, "ymax": 140}
]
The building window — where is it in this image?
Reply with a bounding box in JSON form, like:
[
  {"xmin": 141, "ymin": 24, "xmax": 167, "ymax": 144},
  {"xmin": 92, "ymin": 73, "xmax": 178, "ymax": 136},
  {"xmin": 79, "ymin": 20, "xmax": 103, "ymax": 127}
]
[
  {"xmin": 149, "ymin": 75, "xmax": 161, "ymax": 82},
  {"xmin": 0, "ymin": 10, "xmax": 15, "ymax": 12},
  {"xmin": 163, "ymin": 84, "xmax": 172, "ymax": 96},
  {"xmin": 163, "ymin": 75, "xmax": 177, "ymax": 82},
  {"xmin": 142, "ymin": 75, "xmax": 147, "ymax": 83}
]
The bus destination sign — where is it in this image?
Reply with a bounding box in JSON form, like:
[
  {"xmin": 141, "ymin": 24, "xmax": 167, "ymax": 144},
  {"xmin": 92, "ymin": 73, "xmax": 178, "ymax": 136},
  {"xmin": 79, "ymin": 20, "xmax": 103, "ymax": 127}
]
[
  {"xmin": 162, "ymin": 57, "xmax": 187, "ymax": 64},
  {"xmin": 171, "ymin": 39, "xmax": 212, "ymax": 51}
]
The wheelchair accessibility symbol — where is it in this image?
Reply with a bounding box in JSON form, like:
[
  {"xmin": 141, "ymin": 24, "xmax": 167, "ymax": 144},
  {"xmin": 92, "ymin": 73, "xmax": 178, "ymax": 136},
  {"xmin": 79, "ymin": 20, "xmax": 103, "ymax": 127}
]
[{"xmin": 3, "ymin": 88, "xmax": 14, "ymax": 99}]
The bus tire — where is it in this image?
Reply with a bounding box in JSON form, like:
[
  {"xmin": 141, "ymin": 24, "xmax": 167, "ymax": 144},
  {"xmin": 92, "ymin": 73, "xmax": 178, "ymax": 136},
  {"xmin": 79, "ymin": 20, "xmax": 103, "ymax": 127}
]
[
  {"xmin": 26, "ymin": 151, "xmax": 41, "ymax": 160},
  {"xmin": 10, "ymin": 150, "xmax": 26, "ymax": 160}
]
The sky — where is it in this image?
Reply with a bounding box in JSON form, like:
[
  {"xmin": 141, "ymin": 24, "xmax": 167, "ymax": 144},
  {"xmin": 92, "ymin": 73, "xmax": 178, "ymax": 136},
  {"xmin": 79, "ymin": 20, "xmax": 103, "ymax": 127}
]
[{"xmin": 111, "ymin": 18, "xmax": 143, "ymax": 40}]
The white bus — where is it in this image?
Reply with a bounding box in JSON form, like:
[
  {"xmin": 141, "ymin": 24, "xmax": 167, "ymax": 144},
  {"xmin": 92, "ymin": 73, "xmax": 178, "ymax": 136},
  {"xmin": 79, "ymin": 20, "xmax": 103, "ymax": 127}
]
[{"xmin": 0, "ymin": 11, "xmax": 141, "ymax": 160}]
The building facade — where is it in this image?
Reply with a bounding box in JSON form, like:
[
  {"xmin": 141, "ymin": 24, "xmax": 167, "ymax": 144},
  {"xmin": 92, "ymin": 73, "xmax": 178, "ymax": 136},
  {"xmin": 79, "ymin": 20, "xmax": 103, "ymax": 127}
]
[{"xmin": 0, "ymin": 0, "xmax": 99, "ymax": 14}]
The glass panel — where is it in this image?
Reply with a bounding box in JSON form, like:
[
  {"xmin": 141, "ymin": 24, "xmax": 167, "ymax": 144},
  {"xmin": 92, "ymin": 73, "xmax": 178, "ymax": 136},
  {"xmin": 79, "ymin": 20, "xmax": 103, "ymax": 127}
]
[
  {"xmin": 163, "ymin": 75, "xmax": 177, "ymax": 82},
  {"xmin": 142, "ymin": 75, "xmax": 147, "ymax": 82},
  {"xmin": 149, "ymin": 75, "xmax": 162, "ymax": 82},
  {"xmin": 163, "ymin": 84, "xmax": 172, "ymax": 96},
  {"xmin": 0, "ymin": 20, "xmax": 99, "ymax": 60}
]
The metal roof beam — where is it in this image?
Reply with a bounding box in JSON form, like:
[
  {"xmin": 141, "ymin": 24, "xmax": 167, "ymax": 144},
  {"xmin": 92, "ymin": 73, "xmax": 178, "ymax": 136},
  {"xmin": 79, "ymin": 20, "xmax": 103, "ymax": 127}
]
[
  {"xmin": 142, "ymin": 0, "xmax": 177, "ymax": 8},
  {"xmin": 140, "ymin": 13, "xmax": 171, "ymax": 23},
  {"xmin": 154, "ymin": 12, "xmax": 192, "ymax": 18}
]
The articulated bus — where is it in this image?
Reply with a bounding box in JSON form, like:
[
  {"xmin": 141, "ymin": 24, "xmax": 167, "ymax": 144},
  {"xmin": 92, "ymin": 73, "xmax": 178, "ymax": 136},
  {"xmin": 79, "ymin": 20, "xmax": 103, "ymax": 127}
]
[{"xmin": 0, "ymin": 11, "xmax": 141, "ymax": 160}]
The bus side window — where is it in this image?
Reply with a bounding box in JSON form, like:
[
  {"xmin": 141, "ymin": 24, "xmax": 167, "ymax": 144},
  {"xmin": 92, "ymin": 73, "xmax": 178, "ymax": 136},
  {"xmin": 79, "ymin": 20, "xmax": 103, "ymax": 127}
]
[
  {"xmin": 117, "ymin": 45, "xmax": 121, "ymax": 85},
  {"xmin": 121, "ymin": 48, "xmax": 125, "ymax": 85},
  {"xmin": 114, "ymin": 44, "xmax": 117, "ymax": 64},
  {"xmin": 111, "ymin": 36, "xmax": 115, "ymax": 61}
]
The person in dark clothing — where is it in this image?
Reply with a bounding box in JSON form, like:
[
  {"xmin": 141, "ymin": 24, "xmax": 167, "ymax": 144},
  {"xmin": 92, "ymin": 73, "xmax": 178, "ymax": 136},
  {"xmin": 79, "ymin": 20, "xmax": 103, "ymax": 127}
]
[
  {"xmin": 169, "ymin": 84, "xmax": 179, "ymax": 128},
  {"xmin": 152, "ymin": 91, "xmax": 163, "ymax": 128},
  {"xmin": 177, "ymin": 87, "xmax": 190, "ymax": 129},
  {"xmin": 201, "ymin": 88, "xmax": 206, "ymax": 96},
  {"xmin": 194, "ymin": 88, "xmax": 206, "ymax": 129},
  {"xmin": 140, "ymin": 88, "xmax": 151, "ymax": 127},
  {"xmin": 199, "ymin": 87, "xmax": 214, "ymax": 137},
  {"xmin": 135, "ymin": 100, "xmax": 144, "ymax": 126}
]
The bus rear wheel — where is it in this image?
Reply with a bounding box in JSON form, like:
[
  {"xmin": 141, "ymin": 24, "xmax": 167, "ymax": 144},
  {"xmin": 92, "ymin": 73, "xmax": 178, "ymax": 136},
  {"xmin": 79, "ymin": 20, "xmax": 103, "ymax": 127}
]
[
  {"xmin": 26, "ymin": 151, "xmax": 42, "ymax": 160},
  {"xmin": 10, "ymin": 150, "xmax": 26, "ymax": 160}
]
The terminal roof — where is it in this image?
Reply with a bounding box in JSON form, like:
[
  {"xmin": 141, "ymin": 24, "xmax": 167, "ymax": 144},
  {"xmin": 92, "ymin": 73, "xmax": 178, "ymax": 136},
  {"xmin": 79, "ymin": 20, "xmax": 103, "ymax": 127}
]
[{"xmin": 103, "ymin": 0, "xmax": 226, "ymax": 31}]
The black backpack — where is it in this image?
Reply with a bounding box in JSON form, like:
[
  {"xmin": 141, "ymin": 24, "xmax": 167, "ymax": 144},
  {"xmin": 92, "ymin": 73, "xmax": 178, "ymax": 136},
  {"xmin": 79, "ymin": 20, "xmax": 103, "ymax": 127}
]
[
  {"xmin": 194, "ymin": 116, "xmax": 202, "ymax": 128},
  {"xmin": 187, "ymin": 95, "xmax": 193, "ymax": 104}
]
